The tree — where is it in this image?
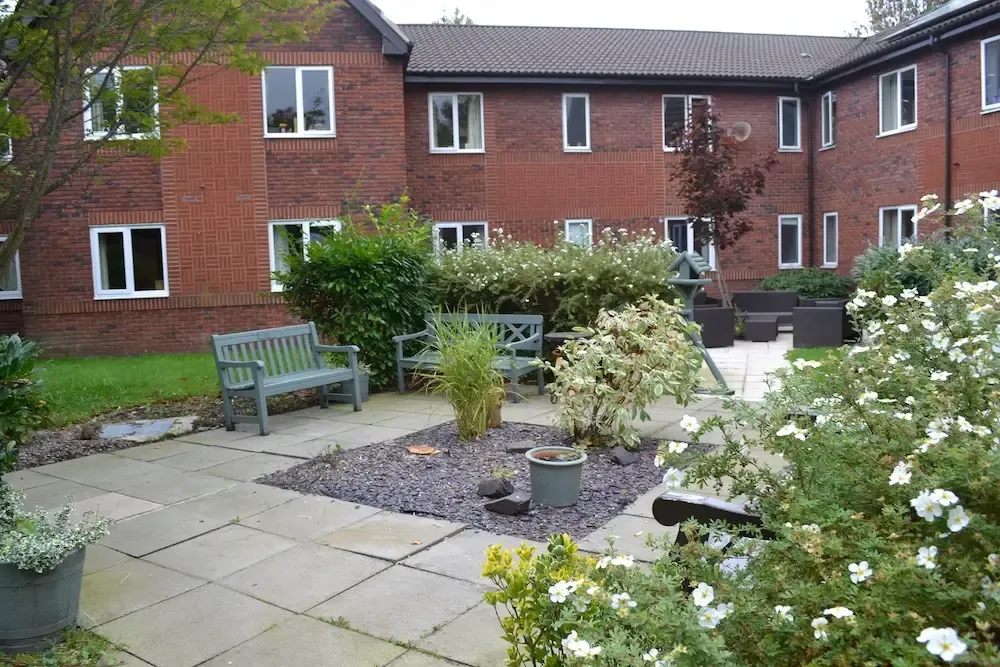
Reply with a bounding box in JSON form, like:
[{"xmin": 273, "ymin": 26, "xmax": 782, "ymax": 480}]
[
  {"xmin": 850, "ymin": 0, "xmax": 946, "ymax": 36},
  {"xmin": 0, "ymin": 0, "xmax": 332, "ymax": 275},
  {"xmin": 672, "ymin": 103, "xmax": 777, "ymax": 307},
  {"xmin": 434, "ymin": 8, "xmax": 473, "ymax": 25}
]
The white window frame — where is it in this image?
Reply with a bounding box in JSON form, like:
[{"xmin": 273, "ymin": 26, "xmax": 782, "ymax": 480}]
[
  {"xmin": 0, "ymin": 234, "xmax": 22, "ymax": 300},
  {"xmin": 564, "ymin": 218, "xmax": 593, "ymax": 245},
  {"xmin": 89, "ymin": 224, "xmax": 168, "ymax": 300},
  {"xmin": 982, "ymin": 35, "xmax": 1000, "ymax": 113},
  {"xmin": 427, "ymin": 92, "xmax": 485, "ymax": 154},
  {"xmin": 821, "ymin": 91, "xmax": 836, "ymax": 148},
  {"xmin": 879, "ymin": 205, "xmax": 919, "ymax": 249},
  {"xmin": 262, "ymin": 66, "xmax": 336, "ymax": 139},
  {"xmin": 662, "ymin": 94, "xmax": 711, "ymax": 152},
  {"xmin": 432, "ymin": 221, "xmax": 489, "ymax": 255},
  {"xmin": 562, "ymin": 93, "xmax": 591, "ymax": 152},
  {"xmin": 878, "ymin": 65, "xmax": 918, "ymax": 136},
  {"xmin": 268, "ymin": 219, "xmax": 342, "ymax": 292},
  {"xmin": 777, "ymin": 96, "xmax": 801, "ymax": 151},
  {"xmin": 822, "ymin": 212, "xmax": 839, "ymax": 268},
  {"xmin": 83, "ymin": 66, "xmax": 159, "ymax": 141},
  {"xmin": 777, "ymin": 214, "xmax": 803, "ymax": 269},
  {"xmin": 664, "ymin": 217, "xmax": 716, "ymax": 269}
]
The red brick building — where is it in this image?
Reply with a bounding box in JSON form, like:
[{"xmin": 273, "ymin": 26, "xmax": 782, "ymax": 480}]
[{"xmin": 1, "ymin": 0, "xmax": 999, "ymax": 355}]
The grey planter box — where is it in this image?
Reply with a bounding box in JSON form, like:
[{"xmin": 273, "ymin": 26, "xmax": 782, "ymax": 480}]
[
  {"xmin": 333, "ymin": 373, "xmax": 370, "ymax": 403},
  {"xmin": 526, "ymin": 446, "xmax": 587, "ymax": 507},
  {"xmin": 0, "ymin": 547, "xmax": 85, "ymax": 655}
]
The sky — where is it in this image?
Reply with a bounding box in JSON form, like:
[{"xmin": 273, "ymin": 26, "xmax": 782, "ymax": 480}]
[{"xmin": 372, "ymin": 0, "xmax": 871, "ymax": 37}]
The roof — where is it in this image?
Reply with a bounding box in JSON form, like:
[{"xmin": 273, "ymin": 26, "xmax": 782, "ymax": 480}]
[{"xmin": 346, "ymin": 0, "xmax": 411, "ymax": 55}]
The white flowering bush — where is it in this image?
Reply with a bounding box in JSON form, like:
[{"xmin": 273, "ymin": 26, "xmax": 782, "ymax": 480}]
[
  {"xmin": 540, "ymin": 296, "xmax": 702, "ymax": 449},
  {"xmin": 428, "ymin": 227, "xmax": 679, "ymax": 331}
]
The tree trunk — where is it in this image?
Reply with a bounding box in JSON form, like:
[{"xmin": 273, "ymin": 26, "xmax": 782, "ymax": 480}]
[{"xmin": 712, "ymin": 234, "xmax": 734, "ymax": 309}]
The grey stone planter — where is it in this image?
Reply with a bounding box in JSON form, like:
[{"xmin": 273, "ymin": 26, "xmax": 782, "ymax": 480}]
[
  {"xmin": 526, "ymin": 446, "xmax": 587, "ymax": 507},
  {"xmin": 0, "ymin": 547, "xmax": 85, "ymax": 655},
  {"xmin": 333, "ymin": 373, "xmax": 369, "ymax": 403}
]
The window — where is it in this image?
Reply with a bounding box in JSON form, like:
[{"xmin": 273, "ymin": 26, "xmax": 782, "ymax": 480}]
[
  {"xmin": 822, "ymin": 212, "xmax": 838, "ymax": 267},
  {"xmin": 564, "ymin": 219, "xmax": 593, "ymax": 245},
  {"xmin": 433, "ymin": 222, "xmax": 487, "ymax": 254},
  {"xmin": 562, "ymin": 94, "xmax": 590, "ymax": 151},
  {"xmin": 879, "ymin": 205, "xmax": 918, "ymax": 249},
  {"xmin": 268, "ymin": 219, "xmax": 341, "ymax": 291},
  {"xmin": 0, "ymin": 100, "xmax": 11, "ymax": 160},
  {"xmin": 665, "ymin": 217, "xmax": 715, "ymax": 269},
  {"xmin": 879, "ymin": 65, "xmax": 917, "ymax": 135},
  {"xmin": 0, "ymin": 235, "xmax": 21, "ymax": 299},
  {"xmin": 83, "ymin": 66, "xmax": 158, "ymax": 140},
  {"xmin": 821, "ymin": 91, "xmax": 837, "ymax": 148},
  {"xmin": 90, "ymin": 225, "xmax": 167, "ymax": 299},
  {"xmin": 428, "ymin": 93, "xmax": 484, "ymax": 153},
  {"xmin": 778, "ymin": 97, "xmax": 801, "ymax": 151},
  {"xmin": 983, "ymin": 35, "xmax": 1000, "ymax": 112},
  {"xmin": 263, "ymin": 66, "xmax": 335, "ymax": 137},
  {"xmin": 778, "ymin": 215, "xmax": 802, "ymax": 269},
  {"xmin": 662, "ymin": 95, "xmax": 710, "ymax": 151}
]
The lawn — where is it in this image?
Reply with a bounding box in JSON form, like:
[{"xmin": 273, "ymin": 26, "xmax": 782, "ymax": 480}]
[{"xmin": 36, "ymin": 353, "xmax": 219, "ymax": 426}]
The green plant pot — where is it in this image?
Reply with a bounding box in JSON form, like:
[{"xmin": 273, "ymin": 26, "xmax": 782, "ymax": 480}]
[
  {"xmin": 0, "ymin": 547, "xmax": 85, "ymax": 655},
  {"xmin": 526, "ymin": 446, "xmax": 587, "ymax": 507}
]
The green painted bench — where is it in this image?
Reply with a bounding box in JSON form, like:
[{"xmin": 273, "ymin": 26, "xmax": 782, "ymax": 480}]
[
  {"xmin": 211, "ymin": 322, "xmax": 361, "ymax": 436},
  {"xmin": 393, "ymin": 313, "xmax": 545, "ymax": 403}
]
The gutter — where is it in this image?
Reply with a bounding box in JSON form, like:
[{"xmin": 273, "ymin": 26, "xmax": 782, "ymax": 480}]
[
  {"xmin": 403, "ymin": 74, "xmax": 801, "ymax": 91},
  {"xmin": 940, "ymin": 39, "xmax": 954, "ymax": 233}
]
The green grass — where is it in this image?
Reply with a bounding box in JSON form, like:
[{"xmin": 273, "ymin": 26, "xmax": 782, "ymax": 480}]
[
  {"xmin": 35, "ymin": 353, "xmax": 218, "ymax": 426},
  {"xmin": 0, "ymin": 628, "xmax": 112, "ymax": 666},
  {"xmin": 786, "ymin": 346, "xmax": 843, "ymax": 363}
]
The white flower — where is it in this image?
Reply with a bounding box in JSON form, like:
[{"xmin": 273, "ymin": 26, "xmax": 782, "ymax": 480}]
[
  {"xmin": 848, "ymin": 561, "xmax": 873, "ymax": 584},
  {"xmin": 983, "ymin": 576, "xmax": 1000, "ymax": 601},
  {"xmin": 610, "ymin": 554, "xmax": 635, "ymax": 568},
  {"xmin": 889, "ymin": 461, "xmax": 912, "ymax": 486},
  {"xmin": 610, "ymin": 592, "xmax": 637, "ymax": 615},
  {"xmin": 792, "ymin": 358, "xmax": 822, "ymax": 370},
  {"xmin": 930, "ymin": 489, "xmax": 959, "ymax": 507},
  {"xmin": 587, "ymin": 585, "xmax": 600, "ymax": 596},
  {"xmin": 595, "ymin": 556, "xmax": 611, "ymax": 569},
  {"xmin": 916, "ymin": 546, "xmax": 938, "ymax": 569},
  {"xmin": 930, "ymin": 370, "xmax": 952, "ymax": 382},
  {"xmin": 774, "ymin": 605, "xmax": 794, "ymax": 622},
  {"xmin": 811, "ymin": 617, "xmax": 829, "ymax": 640},
  {"xmin": 653, "ymin": 453, "xmax": 666, "ymax": 468},
  {"xmin": 922, "ymin": 319, "xmax": 940, "ymax": 332},
  {"xmin": 858, "ymin": 390, "xmax": 879, "ymax": 404},
  {"xmin": 642, "ymin": 648, "xmax": 660, "ymax": 662},
  {"xmin": 947, "ymin": 506, "xmax": 970, "ymax": 532},
  {"xmin": 882, "ymin": 295, "xmax": 898, "ymax": 307},
  {"xmin": 823, "ymin": 606, "xmax": 854, "ymax": 619},
  {"xmin": 801, "ymin": 523, "xmax": 821, "ymax": 533},
  {"xmin": 548, "ymin": 580, "xmax": 574, "ymax": 603},
  {"xmin": 776, "ymin": 422, "xmax": 808, "ymax": 440},
  {"xmin": 691, "ymin": 582, "xmax": 715, "ymax": 607},
  {"xmin": 662, "ymin": 467, "xmax": 686, "ymax": 489},
  {"xmin": 666, "ymin": 441, "xmax": 688, "ymax": 455},
  {"xmin": 954, "ymin": 199, "xmax": 976, "ymax": 215},
  {"xmin": 697, "ymin": 606, "xmax": 723, "ymax": 629},
  {"xmin": 917, "ymin": 627, "xmax": 967, "ymax": 663},
  {"xmin": 894, "ymin": 411, "xmax": 913, "ymax": 421},
  {"xmin": 902, "ymin": 288, "xmax": 919, "ymax": 299},
  {"xmin": 679, "ymin": 415, "xmax": 700, "ymax": 434},
  {"xmin": 911, "ymin": 490, "xmax": 944, "ymax": 521}
]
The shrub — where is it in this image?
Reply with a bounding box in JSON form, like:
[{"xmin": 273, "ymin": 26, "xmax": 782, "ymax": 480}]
[
  {"xmin": 420, "ymin": 314, "xmax": 503, "ymax": 440},
  {"xmin": 757, "ymin": 268, "xmax": 854, "ymax": 299},
  {"xmin": 0, "ymin": 335, "xmax": 47, "ymax": 473},
  {"xmin": 428, "ymin": 228, "xmax": 679, "ymax": 331},
  {"xmin": 541, "ymin": 296, "xmax": 702, "ymax": 449},
  {"xmin": 277, "ymin": 197, "xmax": 431, "ymax": 389}
]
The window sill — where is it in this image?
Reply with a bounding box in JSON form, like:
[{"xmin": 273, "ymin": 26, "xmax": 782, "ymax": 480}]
[
  {"xmin": 819, "ymin": 144, "xmax": 836, "ymax": 151},
  {"xmin": 0, "ymin": 293, "xmax": 22, "ymax": 300},
  {"xmin": 778, "ymin": 264, "xmax": 803, "ymax": 270},
  {"xmin": 821, "ymin": 263, "xmax": 839, "ymax": 269},
  {"xmin": 429, "ymin": 148, "xmax": 486, "ymax": 155},
  {"xmin": 563, "ymin": 147, "xmax": 592, "ymax": 153},
  {"xmin": 94, "ymin": 291, "xmax": 169, "ymax": 301},
  {"xmin": 982, "ymin": 105, "xmax": 1000, "ymax": 115},
  {"xmin": 85, "ymin": 132, "xmax": 161, "ymax": 142},
  {"xmin": 662, "ymin": 146, "xmax": 679, "ymax": 153},
  {"xmin": 877, "ymin": 125, "xmax": 917, "ymax": 138},
  {"xmin": 265, "ymin": 132, "xmax": 336, "ymax": 139},
  {"xmin": 778, "ymin": 147, "xmax": 803, "ymax": 153}
]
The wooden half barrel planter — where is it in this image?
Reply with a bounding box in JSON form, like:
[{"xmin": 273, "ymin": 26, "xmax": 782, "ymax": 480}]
[{"xmin": 525, "ymin": 446, "xmax": 587, "ymax": 507}]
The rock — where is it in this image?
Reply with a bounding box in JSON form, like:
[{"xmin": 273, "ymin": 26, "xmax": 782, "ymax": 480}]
[
  {"xmin": 477, "ymin": 478, "xmax": 514, "ymax": 499},
  {"xmin": 505, "ymin": 439, "xmax": 535, "ymax": 454},
  {"xmin": 609, "ymin": 446, "xmax": 639, "ymax": 466},
  {"xmin": 78, "ymin": 422, "xmax": 100, "ymax": 440},
  {"xmin": 484, "ymin": 491, "xmax": 531, "ymax": 515}
]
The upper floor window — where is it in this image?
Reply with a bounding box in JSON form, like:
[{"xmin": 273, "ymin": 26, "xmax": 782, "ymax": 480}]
[
  {"xmin": 0, "ymin": 235, "xmax": 21, "ymax": 299},
  {"xmin": 663, "ymin": 95, "xmax": 709, "ymax": 151},
  {"xmin": 564, "ymin": 219, "xmax": 593, "ymax": 245},
  {"xmin": 429, "ymin": 93, "xmax": 484, "ymax": 153},
  {"xmin": 84, "ymin": 66, "xmax": 158, "ymax": 140},
  {"xmin": 263, "ymin": 66, "xmax": 335, "ymax": 137},
  {"xmin": 269, "ymin": 219, "xmax": 341, "ymax": 291},
  {"xmin": 665, "ymin": 217, "xmax": 715, "ymax": 269},
  {"xmin": 1, "ymin": 100, "xmax": 11, "ymax": 160},
  {"xmin": 879, "ymin": 65, "xmax": 917, "ymax": 136},
  {"xmin": 778, "ymin": 97, "xmax": 801, "ymax": 151},
  {"xmin": 821, "ymin": 91, "xmax": 836, "ymax": 148},
  {"xmin": 778, "ymin": 215, "xmax": 803, "ymax": 269},
  {"xmin": 90, "ymin": 225, "xmax": 167, "ymax": 299},
  {"xmin": 823, "ymin": 212, "xmax": 838, "ymax": 268},
  {"xmin": 983, "ymin": 35, "xmax": 1000, "ymax": 112},
  {"xmin": 433, "ymin": 221, "xmax": 487, "ymax": 254},
  {"xmin": 562, "ymin": 93, "xmax": 590, "ymax": 152},
  {"xmin": 879, "ymin": 205, "xmax": 918, "ymax": 249}
]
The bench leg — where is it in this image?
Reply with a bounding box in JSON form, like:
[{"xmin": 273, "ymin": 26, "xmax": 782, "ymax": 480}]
[
  {"xmin": 536, "ymin": 367, "xmax": 545, "ymax": 395},
  {"xmin": 255, "ymin": 388, "xmax": 269, "ymax": 436},
  {"xmin": 221, "ymin": 392, "xmax": 236, "ymax": 431},
  {"xmin": 397, "ymin": 362, "xmax": 406, "ymax": 394},
  {"xmin": 351, "ymin": 377, "xmax": 362, "ymax": 412},
  {"xmin": 319, "ymin": 384, "xmax": 329, "ymax": 409}
]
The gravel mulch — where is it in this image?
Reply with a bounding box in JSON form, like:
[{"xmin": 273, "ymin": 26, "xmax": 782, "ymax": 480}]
[{"xmin": 260, "ymin": 422, "xmax": 712, "ymax": 541}]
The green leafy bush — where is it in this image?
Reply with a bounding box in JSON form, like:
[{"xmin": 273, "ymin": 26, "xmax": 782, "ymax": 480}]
[
  {"xmin": 277, "ymin": 197, "xmax": 431, "ymax": 389},
  {"xmin": 428, "ymin": 228, "xmax": 679, "ymax": 331},
  {"xmin": 757, "ymin": 268, "xmax": 854, "ymax": 299},
  {"xmin": 0, "ymin": 335, "xmax": 47, "ymax": 473},
  {"xmin": 541, "ymin": 296, "xmax": 702, "ymax": 449}
]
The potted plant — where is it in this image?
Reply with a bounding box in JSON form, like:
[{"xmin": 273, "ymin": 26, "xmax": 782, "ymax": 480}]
[{"xmin": 525, "ymin": 446, "xmax": 587, "ymax": 507}]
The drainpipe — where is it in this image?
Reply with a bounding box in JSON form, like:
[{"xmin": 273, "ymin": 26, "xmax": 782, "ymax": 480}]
[
  {"xmin": 797, "ymin": 82, "xmax": 816, "ymax": 267},
  {"xmin": 942, "ymin": 43, "xmax": 953, "ymax": 234}
]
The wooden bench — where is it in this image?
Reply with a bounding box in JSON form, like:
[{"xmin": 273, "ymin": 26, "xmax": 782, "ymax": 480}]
[
  {"xmin": 211, "ymin": 323, "xmax": 361, "ymax": 436},
  {"xmin": 393, "ymin": 313, "xmax": 545, "ymax": 403}
]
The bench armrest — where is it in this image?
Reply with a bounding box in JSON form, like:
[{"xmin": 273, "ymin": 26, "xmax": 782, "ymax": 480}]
[
  {"xmin": 217, "ymin": 360, "xmax": 265, "ymax": 370},
  {"xmin": 503, "ymin": 332, "xmax": 542, "ymax": 352},
  {"xmin": 315, "ymin": 344, "xmax": 360, "ymax": 354},
  {"xmin": 392, "ymin": 329, "xmax": 431, "ymax": 344}
]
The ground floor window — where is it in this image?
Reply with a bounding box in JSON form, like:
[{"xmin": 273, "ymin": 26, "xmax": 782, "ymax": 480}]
[
  {"xmin": 90, "ymin": 225, "xmax": 167, "ymax": 299},
  {"xmin": 0, "ymin": 235, "xmax": 21, "ymax": 299},
  {"xmin": 823, "ymin": 212, "xmax": 838, "ymax": 268},
  {"xmin": 879, "ymin": 205, "xmax": 918, "ymax": 249},
  {"xmin": 433, "ymin": 222, "xmax": 488, "ymax": 254},
  {"xmin": 564, "ymin": 219, "xmax": 593, "ymax": 246},
  {"xmin": 778, "ymin": 215, "xmax": 803, "ymax": 269},
  {"xmin": 269, "ymin": 219, "xmax": 342, "ymax": 291},
  {"xmin": 665, "ymin": 217, "xmax": 715, "ymax": 269}
]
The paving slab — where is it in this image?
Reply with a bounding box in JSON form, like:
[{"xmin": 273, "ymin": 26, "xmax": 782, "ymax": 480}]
[
  {"xmin": 21, "ymin": 479, "xmax": 106, "ymax": 511},
  {"xmin": 199, "ymin": 615, "xmax": 406, "ymax": 667},
  {"xmin": 175, "ymin": 483, "xmax": 301, "ymax": 522},
  {"xmin": 363, "ymin": 412, "xmax": 452, "ymax": 430},
  {"xmin": 388, "ymin": 652, "xmax": 465, "ymax": 667},
  {"xmin": 98, "ymin": 584, "xmax": 292, "ymax": 667},
  {"xmin": 113, "ymin": 440, "xmax": 202, "ymax": 462},
  {"xmin": 621, "ymin": 486, "xmax": 662, "ymax": 519},
  {"xmin": 317, "ymin": 511, "xmax": 464, "ymax": 561},
  {"xmin": 155, "ymin": 445, "xmax": 252, "ymax": 472},
  {"xmin": 101, "ymin": 650, "xmax": 155, "ymax": 666},
  {"xmin": 30, "ymin": 454, "xmax": 179, "ymax": 492},
  {"xmin": 80, "ymin": 558, "xmax": 203, "ymax": 627},
  {"xmin": 100, "ymin": 506, "xmax": 227, "ymax": 557},
  {"xmin": 219, "ymin": 543, "xmax": 390, "ymax": 612},
  {"xmin": 577, "ymin": 514, "xmax": 675, "ymax": 563},
  {"xmin": 240, "ymin": 495, "xmax": 381, "ymax": 541},
  {"xmin": 67, "ymin": 492, "xmax": 162, "ymax": 522},
  {"xmin": 263, "ymin": 438, "xmax": 334, "ymax": 459},
  {"xmin": 174, "ymin": 428, "xmax": 256, "ymax": 446},
  {"xmin": 324, "ymin": 408, "xmax": 409, "ymax": 425},
  {"xmin": 118, "ymin": 471, "xmax": 238, "ymax": 506},
  {"xmin": 215, "ymin": 431, "xmax": 320, "ymax": 453},
  {"xmin": 2, "ymin": 469, "xmax": 57, "ymax": 490},
  {"xmin": 307, "ymin": 566, "xmax": 485, "ymax": 644},
  {"xmin": 272, "ymin": 420, "xmax": 362, "ymax": 438},
  {"xmin": 83, "ymin": 544, "xmax": 130, "ymax": 575},
  {"xmin": 199, "ymin": 452, "xmax": 299, "ymax": 482},
  {"xmin": 332, "ymin": 425, "xmax": 415, "ymax": 448},
  {"xmin": 146, "ymin": 525, "xmax": 296, "ymax": 580},
  {"xmin": 100, "ymin": 419, "xmax": 178, "ymax": 441},
  {"xmin": 417, "ymin": 603, "xmax": 508, "ymax": 667},
  {"xmin": 403, "ymin": 529, "xmax": 543, "ymax": 586}
]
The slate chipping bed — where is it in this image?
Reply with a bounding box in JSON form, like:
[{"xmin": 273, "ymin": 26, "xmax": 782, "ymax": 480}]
[{"xmin": 260, "ymin": 422, "xmax": 712, "ymax": 541}]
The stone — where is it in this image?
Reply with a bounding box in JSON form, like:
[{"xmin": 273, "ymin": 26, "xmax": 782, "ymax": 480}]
[
  {"xmin": 484, "ymin": 491, "xmax": 530, "ymax": 515},
  {"xmin": 504, "ymin": 439, "xmax": 535, "ymax": 454},
  {"xmin": 417, "ymin": 603, "xmax": 510, "ymax": 667},
  {"xmin": 476, "ymin": 478, "xmax": 513, "ymax": 499},
  {"xmin": 79, "ymin": 422, "xmax": 100, "ymax": 440},
  {"xmin": 239, "ymin": 495, "xmax": 381, "ymax": 541},
  {"xmin": 199, "ymin": 452, "xmax": 298, "ymax": 482},
  {"xmin": 317, "ymin": 511, "xmax": 464, "ymax": 561},
  {"xmin": 80, "ymin": 559, "xmax": 203, "ymax": 627},
  {"xmin": 403, "ymin": 529, "xmax": 544, "ymax": 585},
  {"xmin": 100, "ymin": 506, "xmax": 227, "ymax": 557},
  {"xmin": 100, "ymin": 418, "xmax": 179, "ymax": 442},
  {"xmin": 174, "ymin": 482, "xmax": 301, "ymax": 522},
  {"xmin": 145, "ymin": 524, "xmax": 296, "ymax": 581},
  {"xmin": 609, "ymin": 446, "xmax": 639, "ymax": 466}
]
